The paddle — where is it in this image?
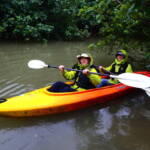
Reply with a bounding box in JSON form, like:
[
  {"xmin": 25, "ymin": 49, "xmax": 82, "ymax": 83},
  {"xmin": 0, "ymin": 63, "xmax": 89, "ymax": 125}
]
[
  {"xmin": 27, "ymin": 60, "xmax": 108, "ymax": 75},
  {"xmin": 28, "ymin": 60, "xmax": 150, "ymax": 96}
]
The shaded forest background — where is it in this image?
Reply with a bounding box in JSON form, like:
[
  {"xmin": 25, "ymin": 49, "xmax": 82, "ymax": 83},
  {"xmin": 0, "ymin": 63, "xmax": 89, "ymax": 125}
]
[{"xmin": 0, "ymin": 0, "xmax": 150, "ymax": 61}]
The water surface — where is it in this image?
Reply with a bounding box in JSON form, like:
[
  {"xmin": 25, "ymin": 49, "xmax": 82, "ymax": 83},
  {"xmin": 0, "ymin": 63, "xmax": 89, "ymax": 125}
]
[{"xmin": 0, "ymin": 41, "xmax": 150, "ymax": 150}]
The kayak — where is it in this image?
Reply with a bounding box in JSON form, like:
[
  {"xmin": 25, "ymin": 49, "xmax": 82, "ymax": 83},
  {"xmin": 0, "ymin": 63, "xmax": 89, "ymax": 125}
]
[{"xmin": 0, "ymin": 71, "xmax": 150, "ymax": 117}]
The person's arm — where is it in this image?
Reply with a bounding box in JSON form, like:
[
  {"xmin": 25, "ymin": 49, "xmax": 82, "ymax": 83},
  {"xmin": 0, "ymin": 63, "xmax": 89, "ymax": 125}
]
[
  {"xmin": 62, "ymin": 70, "xmax": 76, "ymax": 80},
  {"xmin": 58, "ymin": 65, "xmax": 76, "ymax": 80},
  {"xmin": 98, "ymin": 64, "xmax": 113, "ymax": 74},
  {"xmin": 86, "ymin": 68, "xmax": 101, "ymax": 86},
  {"xmin": 126, "ymin": 64, "xmax": 133, "ymax": 73}
]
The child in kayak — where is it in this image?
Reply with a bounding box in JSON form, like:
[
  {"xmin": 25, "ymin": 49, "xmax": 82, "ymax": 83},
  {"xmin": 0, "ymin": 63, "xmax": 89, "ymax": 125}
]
[
  {"xmin": 48, "ymin": 53, "xmax": 101, "ymax": 92},
  {"xmin": 97, "ymin": 49, "xmax": 133, "ymax": 88}
]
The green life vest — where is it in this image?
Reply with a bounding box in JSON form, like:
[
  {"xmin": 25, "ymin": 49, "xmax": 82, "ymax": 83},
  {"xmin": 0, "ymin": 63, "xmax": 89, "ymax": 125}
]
[{"xmin": 110, "ymin": 62, "xmax": 129, "ymax": 75}]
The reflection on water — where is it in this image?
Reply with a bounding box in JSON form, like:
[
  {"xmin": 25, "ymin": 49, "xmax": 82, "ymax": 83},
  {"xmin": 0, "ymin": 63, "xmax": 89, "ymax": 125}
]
[
  {"xmin": 73, "ymin": 96, "xmax": 150, "ymax": 150},
  {"xmin": 0, "ymin": 41, "xmax": 150, "ymax": 150},
  {"xmin": 115, "ymin": 106, "xmax": 131, "ymax": 118},
  {"xmin": 96, "ymin": 108, "xmax": 113, "ymax": 136},
  {"xmin": 143, "ymin": 110, "xmax": 150, "ymax": 120}
]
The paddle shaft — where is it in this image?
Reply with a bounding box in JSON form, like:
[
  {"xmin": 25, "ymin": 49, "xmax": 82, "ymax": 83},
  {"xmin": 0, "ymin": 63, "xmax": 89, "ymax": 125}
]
[
  {"xmin": 29, "ymin": 60, "xmax": 148, "ymax": 84},
  {"xmin": 48, "ymin": 65, "xmax": 110, "ymax": 76}
]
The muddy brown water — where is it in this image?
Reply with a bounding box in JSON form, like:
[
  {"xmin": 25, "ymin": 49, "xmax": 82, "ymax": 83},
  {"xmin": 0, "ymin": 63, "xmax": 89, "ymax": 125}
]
[{"xmin": 0, "ymin": 41, "xmax": 150, "ymax": 150}]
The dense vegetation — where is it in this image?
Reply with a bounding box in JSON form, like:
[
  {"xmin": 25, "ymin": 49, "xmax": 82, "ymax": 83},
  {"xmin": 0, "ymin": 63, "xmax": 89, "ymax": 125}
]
[
  {"xmin": 0, "ymin": 0, "xmax": 149, "ymax": 59},
  {"xmin": 0, "ymin": 0, "xmax": 90, "ymax": 41}
]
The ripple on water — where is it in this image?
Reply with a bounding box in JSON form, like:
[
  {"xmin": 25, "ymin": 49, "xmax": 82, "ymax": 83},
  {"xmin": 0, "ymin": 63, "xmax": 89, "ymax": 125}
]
[{"xmin": 0, "ymin": 78, "xmax": 34, "ymax": 98}]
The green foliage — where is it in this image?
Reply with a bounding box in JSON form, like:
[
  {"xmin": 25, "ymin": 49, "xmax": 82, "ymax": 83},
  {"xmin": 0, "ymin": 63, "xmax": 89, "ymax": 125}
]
[
  {"xmin": 78, "ymin": 0, "xmax": 150, "ymax": 59},
  {"xmin": 79, "ymin": 0, "xmax": 150, "ymax": 45},
  {"xmin": 0, "ymin": 0, "xmax": 149, "ymax": 48},
  {"xmin": 0, "ymin": 0, "xmax": 89, "ymax": 40},
  {"xmin": 0, "ymin": 0, "xmax": 54, "ymax": 40}
]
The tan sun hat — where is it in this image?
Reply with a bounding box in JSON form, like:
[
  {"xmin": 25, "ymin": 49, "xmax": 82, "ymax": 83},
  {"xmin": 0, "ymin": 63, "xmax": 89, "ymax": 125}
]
[{"xmin": 76, "ymin": 53, "xmax": 90, "ymax": 59}]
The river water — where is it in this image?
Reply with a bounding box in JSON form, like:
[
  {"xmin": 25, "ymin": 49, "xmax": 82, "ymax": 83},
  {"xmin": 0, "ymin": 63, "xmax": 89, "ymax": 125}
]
[{"xmin": 0, "ymin": 41, "xmax": 150, "ymax": 150}]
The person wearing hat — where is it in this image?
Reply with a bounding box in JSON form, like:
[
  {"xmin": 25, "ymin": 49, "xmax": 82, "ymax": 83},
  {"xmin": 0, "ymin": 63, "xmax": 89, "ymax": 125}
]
[
  {"xmin": 97, "ymin": 49, "xmax": 133, "ymax": 88},
  {"xmin": 48, "ymin": 53, "xmax": 101, "ymax": 92}
]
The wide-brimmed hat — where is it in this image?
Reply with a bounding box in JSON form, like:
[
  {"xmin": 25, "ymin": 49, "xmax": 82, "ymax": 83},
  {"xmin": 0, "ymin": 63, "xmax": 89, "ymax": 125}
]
[{"xmin": 76, "ymin": 53, "xmax": 90, "ymax": 59}]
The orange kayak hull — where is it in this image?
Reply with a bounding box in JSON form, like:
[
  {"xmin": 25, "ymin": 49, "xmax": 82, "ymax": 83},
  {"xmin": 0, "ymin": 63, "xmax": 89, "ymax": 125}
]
[{"xmin": 0, "ymin": 71, "xmax": 149, "ymax": 117}]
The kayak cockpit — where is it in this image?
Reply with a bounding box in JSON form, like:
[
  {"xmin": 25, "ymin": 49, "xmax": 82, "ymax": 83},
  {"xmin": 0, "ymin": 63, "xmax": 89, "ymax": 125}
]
[{"xmin": 0, "ymin": 98, "xmax": 7, "ymax": 103}]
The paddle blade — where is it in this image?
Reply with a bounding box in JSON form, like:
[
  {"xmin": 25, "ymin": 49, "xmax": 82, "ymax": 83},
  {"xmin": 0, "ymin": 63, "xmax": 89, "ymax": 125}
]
[
  {"xmin": 145, "ymin": 88, "xmax": 150, "ymax": 96},
  {"xmin": 117, "ymin": 73, "xmax": 150, "ymax": 89},
  {"xmin": 28, "ymin": 60, "xmax": 48, "ymax": 69}
]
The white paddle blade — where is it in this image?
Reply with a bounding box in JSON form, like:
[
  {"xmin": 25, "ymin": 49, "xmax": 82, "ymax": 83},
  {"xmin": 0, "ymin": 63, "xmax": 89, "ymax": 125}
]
[
  {"xmin": 28, "ymin": 60, "xmax": 48, "ymax": 69},
  {"xmin": 110, "ymin": 73, "xmax": 150, "ymax": 89},
  {"xmin": 117, "ymin": 73, "xmax": 150, "ymax": 89},
  {"xmin": 145, "ymin": 88, "xmax": 150, "ymax": 97}
]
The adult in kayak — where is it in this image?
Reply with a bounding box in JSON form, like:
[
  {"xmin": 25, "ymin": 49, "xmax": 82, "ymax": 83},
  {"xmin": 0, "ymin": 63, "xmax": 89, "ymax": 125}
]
[
  {"xmin": 48, "ymin": 53, "xmax": 101, "ymax": 92},
  {"xmin": 97, "ymin": 49, "xmax": 133, "ymax": 88}
]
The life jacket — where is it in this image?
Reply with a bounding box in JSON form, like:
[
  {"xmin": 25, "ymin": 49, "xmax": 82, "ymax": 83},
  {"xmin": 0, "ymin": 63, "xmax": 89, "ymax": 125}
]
[
  {"xmin": 110, "ymin": 62, "xmax": 129, "ymax": 75},
  {"xmin": 72, "ymin": 64, "xmax": 96, "ymax": 89},
  {"xmin": 90, "ymin": 65, "xmax": 100, "ymax": 73}
]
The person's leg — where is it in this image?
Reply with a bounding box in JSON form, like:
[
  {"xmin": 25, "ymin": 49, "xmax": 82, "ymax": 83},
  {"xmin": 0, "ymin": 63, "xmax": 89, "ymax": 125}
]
[
  {"xmin": 61, "ymin": 86, "xmax": 76, "ymax": 92},
  {"xmin": 96, "ymin": 79, "xmax": 113, "ymax": 88},
  {"xmin": 48, "ymin": 81, "xmax": 65, "ymax": 92},
  {"xmin": 48, "ymin": 81, "xmax": 76, "ymax": 92}
]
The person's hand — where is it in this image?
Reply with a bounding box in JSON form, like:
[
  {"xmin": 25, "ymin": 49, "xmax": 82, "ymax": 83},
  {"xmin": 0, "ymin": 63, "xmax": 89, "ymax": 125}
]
[
  {"xmin": 82, "ymin": 69, "xmax": 89, "ymax": 75},
  {"xmin": 98, "ymin": 66, "xmax": 104, "ymax": 71},
  {"xmin": 58, "ymin": 65, "xmax": 65, "ymax": 72}
]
